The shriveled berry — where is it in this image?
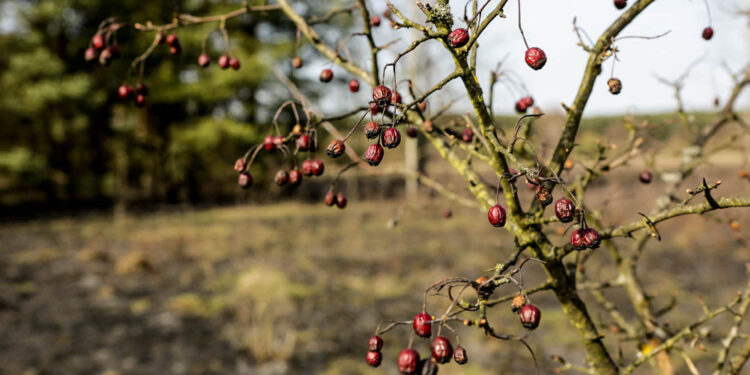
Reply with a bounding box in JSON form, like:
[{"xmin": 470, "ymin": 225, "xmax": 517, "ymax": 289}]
[
  {"xmin": 366, "ymin": 350, "xmax": 382, "ymax": 367},
  {"xmin": 288, "ymin": 169, "xmax": 302, "ymax": 187},
  {"xmin": 515, "ymin": 100, "xmax": 528, "ymax": 113},
  {"xmin": 233, "ymin": 158, "xmax": 246, "ymax": 172},
  {"xmin": 397, "ymin": 348, "xmax": 420, "ymax": 374},
  {"xmin": 448, "ymin": 28, "xmax": 470, "ymax": 48},
  {"xmin": 406, "ymin": 126, "xmax": 418, "ymax": 138},
  {"xmin": 368, "ymin": 335, "xmax": 384, "ymax": 352},
  {"xmin": 525, "ymin": 47, "xmax": 547, "ymax": 70},
  {"xmin": 453, "ymin": 346, "xmax": 468, "ymax": 365},
  {"xmin": 325, "ymin": 190, "xmax": 337, "ymax": 206},
  {"xmin": 430, "ymin": 336, "xmax": 453, "ymax": 364},
  {"xmin": 296, "ymin": 134, "xmax": 311, "ymax": 151},
  {"xmin": 118, "ymin": 85, "xmax": 134, "ymax": 100},
  {"xmin": 84, "ymin": 47, "xmax": 98, "ymax": 62},
  {"xmin": 320, "ymin": 68, "xmax": 333, "ymax": 82},
  {"xmin": 608, "ymin": 78, "xmax": 622, "ymax": 95},
  {"xmin": 554, "ymin": 198, "xmax": 575, "ymax": 223},
  {"xmin": 229, "ymin": 57, "xmax": 241, "ymax": 70},
  {"xmin": 461, "ymin": 128, "xmax": 474, "ymax": 143},
  {"xmin": 520, "ymin": 304, "xmax": 541, "ymax": 329},
  {"xmin": 92, "ymin": 34, "xmax": 105, "ymax": 50},
  {"xmin": 326, "ymin": 139, "xmax": 346, "ymax": 158},
  {"xmin": 274, "ymin": 170, "xmax": 289, "ymax": 186},
  {"xmin": 134, "ymin": 94, "xmax": 147, "ymax": 107},
  {"xmin": 419, "ymin": 359, "xmax": 438, "ymax": 375},
  {"xmin": 238, "ymin": 172, "xmax": 253, "ymax": 189},
  {"xmin": 263, "ymin": 135, "xmax": 276, "ymax": 151},
  {"xmin": 391, "ymin": 91, "xmax": 402, "ymax": 105},
  {"xmin": 614, "ymin": 0, "xmax": 627, "ymax": 9},
  {"xmin": 311, "ymin": 160, "xmax": 325, "ymax": 176},
  {"xmin": 349, "ymin": 78, "xmax": 360, "ymax": 93},
  {"xmin": 702, "ymin": 27, "xmax": 714, "ymax": 40},
  {"xmin": 370, "ymin": 15, "xmax": 381, "ymax": 26},
  {"xmin": 382, "ymin": 127, "xmax": 401, "ymax": 149},
  {"xmin": 365, "ymin": 143, "xmax": 384, "ymax": 166},
  {"xmin": 582, "ymin": 228, "xmax": 601, "ymax": 249},
  {"xmin": 571, "ymin": 229, "xmax": 587, "ymax": 250},
  {"xmin": 369, "ymin": 102, "xmax": 382, "ymax": 114},
  {"xmin": 218, "ymin": 55, "xmax": 230, "ymax": 69},
  {"xmin": 535, "ymin": 186, "xmax": 553, "ymax": 206},
  {"xmin": 372, "ymin": 85, "xmax": 393, "ymax": 107},
  {"xmin": 301, "ymin": 159, "xmax": 314, "ymax": 176},
  {"xmin": 511, "ymin": 293, "xmax": 527, "ymax": 313},
  {"xmin": 336, "ymin": 192, "xmax": 347, "ymax": 209},
  {"xmin": 639, "ymin": 170, "xmax": 653, "ymax": 184},
  {"xmin": 364, "ymin": 121, "xmax": 381, "ymax": 139},
  {"xmin": 292, "ymin": 56, "xmax": 303, "ymax": 69},
  {"xmin": 198, "ymin": 53, "xmax": 211, "ymax": 68},
  {"xmin": 488, "ymin": 204, "xmax": 506, "ymax": 227},
  {"xmin": 136, "ymin": 83, "xmax": 149, "ymax": 96},
  {"xmin": 413, "ymin": 312, "xmax": 432, "ymax": 338}
]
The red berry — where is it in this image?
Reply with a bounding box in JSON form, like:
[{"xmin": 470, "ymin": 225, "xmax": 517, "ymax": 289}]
[
  {"xmin": 365, "ymin": 144, "xmax": 384, "ymax": 166},
  {"xmin": 273, "ymin": 136, "xmax": 284, "ymax": 146},
  {"xmin": 639, "ymin": 170, "xmax": 653, "ymax": 184},
  {"xmin": 166, "ymin": 34, "xmax": 179, "ymax": 46},
  {"xmin": 397, "ymin": 348, "xmax": 420, "ymax": 374},
  {"xmin": 515, "ymin": 100, "xmax": 528, "ymax": 113},
  {"xmin": 84, "ymin": 47, "xmax": 98, "ymax": 62},
  {"xmin": 288, "ymin": 169, "xmax": 302, "ymax": 186},
  {"xmin": 488, "ymin": 204, "xmax": 506, "ymax": 227},
  {"xmin": 292, "ymin": 56, "xmax": 303, "ymax": 69},
  {"xmin": 238, "ymin": 172, "xmax": 253, "ymax": 189},
  {"xmin": 520, "ymin": 304, "xmax": 541, "ymax": 329},
  {"xmin": 448, "ymin": 28, "xmax": 470, "ymax": 48},
  {"xmin": 614, "ymin": 0, "xmax": 627, "ymax": 9},
  {"xmin": 320, "ymin": 68, "xmax": 333, "ymax": 82},
  {"xmin": 418, "ymin": 101, "xmax": 427, "ymax": 112},
  {"xmin": 117, "ymin": 85, "xmax": 134, "ymax": 100},
  {"xmin": 412, "ymin": 312, "xmax": 432, "ymax": 338},
  {"xmin": 391, "ymin": 91, "xmax": 402, "ymax": 105},
  {"xmin": 372, "ymin": 85, "xmax": 392, "ymax": 107},
  {"xmin": 430, "ymin": 336, "xmax": 453, "ymax": 364},
  {"xmin": 453, "ymin": 346, "xmax": 468, "ymax": 365},
  {"xmin": 525, "ymin": 47, "xmax": 547, "ymax": 70},
  {"xmin": 349, "ymin": 78, "xmax": 360, "ymax": 93},
  {"xmin": 263, "ymin": 135, "xmax": 276, "ymax": 151},
  {"xmin": 134, "ymin": 94, "xmax": 147, "ymax": 107},
  {"xmin": 364, "ymin": 121, "xmax": 381, "ymax": 139},
  {"xmin": 368, "ymin": 335, "xmax": 384, "ymax": 352},
  {"xmin": 571, "ymin": 229, "xmax": 587, "ymax": 250},
  {"xmin": 582, "ymin": 228, "xmax": 601, "ymax": 249},
  {"xmin": 370, "ymin": 15, "xmax": 381, "ymax": 27},
  {"xmin": 326, "ymin": 139, "xmax": 346, "ymax": 158},
  {"xmin": 554, "ymin": 198, "xmax": 575, "ymax": 223},
  {"xmin": 521, "ymin": 96, "xmax": 534, "ymax": 107},
  {"xmin": 169, "ymin": 44, "xmax": 182, "ymax": 55},
  {"xmin": 461, "ymin": 128, "xmax": 474, "ymax": 143},
  {"xmin": 336, "ymin": 192, "xmax": 347, "ymax": 209},
  {"xmin": 369, "ymin": 102, "xmax": 382, "ymax": 114},
  {"xmin": 98, "ymin": 47, "xmax": 113, "ymax": 66},
  {"xmin": 608, "ymin": 78, "xmax": 623, "ymax": 95},
  {"xmin": 274, "ymin": 170, "xmax": 289, "ymax": 186},
  {"xmin": 366, "ymin": 351, "xmax": 382, "ymax": 367},
  {"xmin": 296, "ymin": 134, "xmax": 311, "ymax": 151},
  {"xmin": 702, "ymin": 27, "xmax": 714, "ymax": 40},
  {"xmin": 406, "ymin": 126, "xmax": 418, "ymax": 138},
  {"xmin": 218, "ymin": 55, "xmax": 230, "ymax": 69},
  {"xmin": 443, "ymin": 209, "xmax": 452, "ymax": 218},
  {"xmin": 301, "ymin": 159, "xmax": 314, "ymax": 176},
  {"xmin": 234, "ymin": 158, "xmax": 246, "ymax": 173},
  {"xmin": 136, "ymin": 83, "xmax": 149, "ymax": 96},
  {"xmin": 229, "ymin": 57, "xmax": 241, "ymax": 70},
  {"xmin": 325, "ymin": 190, "xmax": 337, "ymax": 206},
  {"xmin": 198, "ymin": 53, "xmax": 211, "ymax": 68},
  {"xmin": 311, "ymin": 160, "xmax": 325, "ymax": 176},
  {"xmin": 381, "ymin": 128, "xmax": 401, "ymax": 149},
  {"xmin": 92, "ymin": 34, "xmax": 105, "ymax": 50}
]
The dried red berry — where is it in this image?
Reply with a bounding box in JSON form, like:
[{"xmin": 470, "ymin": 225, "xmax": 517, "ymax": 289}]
[
  {"xmin": 134, "ymin": 94, "xmax": 147, "ymax": 108},
  {"xmin": 370, "ymin": 15, "xmax": 381, "ymax": 27},
  {"xmin": 535, "ymin": 186, "xmax": 553, "ymax": 206},
  {"xmin": 391, "ymin": 91, "xmax": 402, "ymax": 105},
  {"xmin": 639, "ymin": 170, "xmax": 653, "ymax": 184},
  {"xmin": 608, "ymin": 78, "xmax": 622, "ymax": 95},
  {"xmin": 91, "ymin": 34, "xmax": 105, "ymax": 50},
  {"xmin": 418, "ymin": 101, "xmax": 427, "ymax": 112},
  {"xmin": 325, "ymin": 190, "xmax": 337, "ymax": 206},
  {"xmin": 84, "ymin": 47, "xmax": 98, "ymax": 62},
  {"xmin": 525, "ymin": 47, "xmax": 547, "ymax": 70},
  {"xmin": 521, "ymin": 96, "xmax": 534, "ymax": 107},
  {"xmin": 234, "ymin": 158, "xmax": 246, "ymax": 173},
  {"xmin": 288, "ymin": 169, "xmax": 302, "ymax": 186},
  {"xmin": 229, "ymin": 57, "xmax": 241, "ymax": 70},
  {"xmin": 320, "ymin": 68, "xmax": 333, "ymax": 83},
  {"xmin": 98, "ymin": 47, "xmax": 113, "ymax": 66},
  {"xmin": 419, "ymin": 359, "xmax": 438, "ymax": 375},
  {"xmin": 296, "ymin": 134, "xmax": 311, "ymax": 151},
  {"xmin": 198, "ymin": 53, "xmax": 211, "ymax": 68},
  {"xmin": 326, "ymin": 140, "xmax": 346, "ymax": 158},
  {"xmin": 118, "ymin": 85, "xmax": 134, "ymax": 100},
  {"xmin": 520, "ymin": 304, "xmax": 541, "ymax": 329},
  {"xmin": 515, "ymin": 100, "xmax": 528, "ymax": 113},
  {"xmin": 382, "ymin": 128, "xmax": 401, "ymax": 149},
  {"xmin": 368, "ymin": 335, "xmax": 384, "ymax": 352},
  {"xmin": 406, "ymin": 126, "xmax": 418, "ymax": 138},
  {"xmin": 369, "ymin": 102, "xmax": 382, "ymax": 114},
  {"xmin": 582, "ymin": 228, "xmax": 601, "ymax": 249},
  {"xmin": 301, "ymin": 159, "xmax": 314, "ymax": 176},
  {"xmin": 263, "ymin": 135, "xmax": 276, "ymax": 151},
  {"xmin": 311, "ymin": 160, "xmax": 325, "ymax": 176},
  {"xmin": 366, "ymin": 350, "xmax": 382, "ymax": 367},
  {"xmin": 571, "ymin": 229, "xmax": 587, "ymax": 250},
  {"xmin": 365, "ymin": 144, "xmax": 384, "ymax": 166},
  {"xmin": 511, "ymin": 293, "xmax": 527, "ymax": 313},
  {"xmin": 554, "ymin": 198, "xmax": 575, "ymax": 223},
  {"xmin": 453, "ymin": 346, "xmax": 468, "ymax": 365},
  {"xmin": 702, "ymin": 27, "xmax": 714, "ymax": 40},
  {"xmin": 292, "ymin": 56, "xmax": 303, "ymax": 69},
  {"xmin": 274, "ymin": 170, "xmax": 289, "ymax": 186},
  {"xmin": 397, "ymin": 348, "xmax": 420, "ymax": 374},
  {"xmin": 218, "ymin": 55, "xmax": 230, "ymax": 69},
  {"xmin": 448, "ymin": 28, "xmax": 470, "ymax": 48},
  {"xmin": 413, "ymin": 312, "xmax": 432, "ymax": 338},
  {"xmin": 349, "ymin": 78, "xmax": 360, "ymax": 93},
  {"xmin": 430, "ymin": 336, "xmax": 453, "ymax": 364},
  {"xmin": 372, "ymin": 85, "xmax": 393, "ymax": 107},
  {"xmin": 364, "ymin": 121, "xmax": 381, "ymax": 139},
  {"xmin": 238, "ymin": 172, "xmax": 253, "ymax": 189},
  {"xmin": 488, "ymin": 205, "xmax": 506, "ymax": 227},
  {"xmin": 614, "ymin": 0, "xmax": 627, "ymax": 9},
  {"xmin": 461, "ymin": 128, "xmax": 474, "ymax": 143},
  {"xmin": 336, "ymin": 192, "xmax": 347, "ymax": 209}
]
